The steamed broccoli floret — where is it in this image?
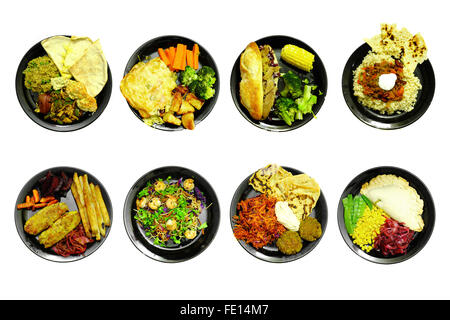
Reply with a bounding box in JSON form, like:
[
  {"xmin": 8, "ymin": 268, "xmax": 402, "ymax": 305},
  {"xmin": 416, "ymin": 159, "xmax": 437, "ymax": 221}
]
[
  {"xmin": 193, "ymin": 81, "xmax": 215, "ymax": 100},
  {"xmin": 179, "ymin": 66, "xmax": 198, "ymax": 86},
  {"xmin": 197, "ymin": 66, "xmax": 216, "ymax": 87},
  {"xmin": 274, "ymin": 97, "xmax": 297, "ymax": 126},
  {"xmin": 295, "ymin": 84, "xmax": 317, "ymax": 119},
  {"xmin": 280, "ymin": 71, "xmax": 303, "ymax": 99}
]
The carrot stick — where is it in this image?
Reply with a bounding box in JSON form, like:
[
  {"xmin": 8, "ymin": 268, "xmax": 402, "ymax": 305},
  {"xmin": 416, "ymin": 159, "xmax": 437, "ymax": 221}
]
[
  {"xmin": 47, "ymin": 199, "xmax": 58, "ymax": 205},
  {"xmin": 158, "ymin": 48, "xmax": 170, "ymax": 66},
  {"xmin": 186, "ymin": 49, "xmax": 194, "ymax": 68},
  {"xmin": 32, "ymin": 189, "xmax": 40, "ymax": 203},
  {"xmin": 34, "ymin": 203, "xmax": 47, "ymax": 209},
  {"xmin": 165, "ymin": 48, "xmax": 171, "ymax": 67},
  {"xmin": 168, "ymin": 47, "xmax": 176, "ymax": 70},
  {"xmin": 180, "ymin": 44, "xmax": 187, "ymax": 70},
  {"xmin": 26, "ymin": 195, "xmax": 31, "ymax": 203},
  {"xmin": 17, "ymin": 202, "xmax": 33, "ymax": 210},
  {"xmin": 40, "ymin": 196, "xmax": 55, "ymax": 203},
  {"xmin": 193, "ymin": 43, "xmax": 200, "ymax": 69},
  {"xmin": 172, "ymin": 43, "xmax": 185, "ymax": 70}
]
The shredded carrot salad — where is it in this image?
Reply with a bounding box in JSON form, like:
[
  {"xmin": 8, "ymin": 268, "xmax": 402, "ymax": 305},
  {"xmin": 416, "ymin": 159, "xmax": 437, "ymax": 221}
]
[{"xmin": 233, "ymin": 194, "xmax": 286, "ymax": 249}]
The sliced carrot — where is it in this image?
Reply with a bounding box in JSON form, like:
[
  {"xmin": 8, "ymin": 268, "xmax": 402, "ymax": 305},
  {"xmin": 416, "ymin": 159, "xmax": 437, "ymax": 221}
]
[
  {"xmin": 25, "ymin": 195, "xmax": 31, "ymax": 203},
  {"xmin": 186, "ymin": 49, "xmax": 194, "ymax": 68},
  {"xmin": 172, "ymin": 43, "xmax": 185, "ymax": 70},
  {"xmin": 193, "ymin": 43, "xmax": 200, "ymax": 69},
  {"xmin": 47, "ymin": 199, "xmax": 58, "ymax": 205},
  {"xmin": 158, "ymin": 48, "xmax": 170, "ymax": 66},
  {"xmin": 32, "ymin": 189, "xmax": 40, "ymax": 203}
]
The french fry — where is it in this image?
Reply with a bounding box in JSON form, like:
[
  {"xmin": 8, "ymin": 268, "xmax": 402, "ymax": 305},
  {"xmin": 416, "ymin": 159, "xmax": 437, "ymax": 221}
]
[
  {"xmin": 94, "ymin": 184, "xmax": 110, "ymax": 227},
  {"xmin": 81, "ymin": 174, "xmax": 100, "ymax": 240},
  {"xmin": 71, "ymin": 172, "xmax": 92, "ymax": 238},
  {"xmin": 90, "ymin": 182, "xmax": 105, "ymax": 237}
]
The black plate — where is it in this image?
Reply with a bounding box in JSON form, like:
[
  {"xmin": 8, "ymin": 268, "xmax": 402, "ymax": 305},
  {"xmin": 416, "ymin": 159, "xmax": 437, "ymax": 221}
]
[
  {"xmin": 230, "ymin": 35, "xmax": 328, "ymax": 132},
  {"xmin": 230, "ymin": 166, "xmax": 327, "ymax": 263},
  {"xmin": 122, "ymin": 35, "xmax": 220, "ymax": 131},
  {"xmin": 123, "ymin": 166, "xmax": 220, "ymax": 263},
  {"xmin": 15, "ymin": 36, "xmax": 113, "ymax": 132},
  {"xmin": 14, "ymin": 166, "xmax": 113, "ymax": 262},
  {"xmin": 337, "ymin": 166, "xmax": 435, "ymax": 264},
  {"xmin": 342, "ymin": 43, "xmax": 435, "ymax": 130}
]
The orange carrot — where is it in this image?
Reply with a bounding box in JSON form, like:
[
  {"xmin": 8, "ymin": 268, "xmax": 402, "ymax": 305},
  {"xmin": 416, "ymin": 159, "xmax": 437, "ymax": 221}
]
[
  {"xmin": 193, "ymin": 43, "xmax": 200, "ymax": 69},
  {"xmin": 17, "ymin": 202, "xmax": 33, "ymax": 210},
  {"xmin": 180, "ymin": 44, "xmax": 187, "ymax": 70},
  {"xmin": 165, "ymin": 48, "xmax": 171, "ymax": 67},
  {"xmin": 47, "ymin": 199, "xmax": 58, "ymax": 205},
  {"xmin": 26, "ymin": 195, "xmax": 31, "ymax": 203},
  {"xmin": 32, "ymin": 189, "xmax": 40, "ymax": 203},
  {"xmin": 158, "ymin": 48, "xmax": 170, "ymax": 66},
  {"xmin": 34, "ymin": 203, "xmax": 48, "ymax": 209},
  {"xmin": 172, "ymin": 43, "xmax": 185, "ymax": 70},
  {"xmin": 168, "ymin": 47, "xmax": 176, "ymax": 70},
  {"xmin": 186, "ymin": 49, "xmax": 194, "ymax": 68},
  {"xmin": 40, "ymin": 196, "xmax": 55, "ymax": 203}
]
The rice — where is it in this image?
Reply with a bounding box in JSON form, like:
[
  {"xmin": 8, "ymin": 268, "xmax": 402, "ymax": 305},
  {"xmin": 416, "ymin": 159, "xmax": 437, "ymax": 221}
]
[{"xmin": 353, "ymin": 51, "xmax": 422, "ymax": 115}]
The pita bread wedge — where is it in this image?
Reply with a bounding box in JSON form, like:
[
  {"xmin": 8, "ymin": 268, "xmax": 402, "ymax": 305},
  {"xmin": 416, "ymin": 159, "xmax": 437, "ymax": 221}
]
[
  {"xmin": 275, "ymin": 174, "xmax": 321, "ymax": 221},
  {"xmin": 69, "ymin": 40, "xmax": 108, "ymax": 97},
  {"xmin": 249, "ymin": 164, "xmax": 292, "ymax": 199},
  {"xmin": 365, "ymin": 24, "xmax": 427, "ymax": 73}
]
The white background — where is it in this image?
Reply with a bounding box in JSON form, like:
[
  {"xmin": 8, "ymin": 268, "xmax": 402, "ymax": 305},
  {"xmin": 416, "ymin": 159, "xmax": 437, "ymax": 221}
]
[{"xmin": 0, "ymin": 0, "xmax": 447, "ymax": 300}]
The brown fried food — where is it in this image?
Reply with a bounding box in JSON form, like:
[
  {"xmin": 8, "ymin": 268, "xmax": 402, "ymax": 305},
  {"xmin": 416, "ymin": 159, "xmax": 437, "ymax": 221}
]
[
  {"xmin": 38, "ymin": 211, "xmax": 81, "ymax": 248},
  {"xmin": 299, "ymin": 216, "xmax": 322, "ymax": 241},
  {"xmin": 276, "ymin": 231, "xmax": 302, "ymax": 255},
  {"xmin": 24, "ymin": 202, "xmax": 69, "ymax": 235}
]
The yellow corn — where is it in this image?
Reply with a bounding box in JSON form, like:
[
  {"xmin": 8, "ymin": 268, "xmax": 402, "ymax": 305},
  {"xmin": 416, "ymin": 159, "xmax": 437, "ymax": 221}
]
[{"xmin": 281, "ymin": 44, "xmax": 315, "ymax": 72}]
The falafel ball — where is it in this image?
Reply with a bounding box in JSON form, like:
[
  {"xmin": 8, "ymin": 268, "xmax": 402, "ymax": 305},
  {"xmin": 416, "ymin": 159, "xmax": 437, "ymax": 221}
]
[
  {"xmin": 299, "ymin": 216, "xmax": 322, "ymax": 241},
  {"xmin": 276, "ymin": 231, "xmax": 303, "ymax": 255}
]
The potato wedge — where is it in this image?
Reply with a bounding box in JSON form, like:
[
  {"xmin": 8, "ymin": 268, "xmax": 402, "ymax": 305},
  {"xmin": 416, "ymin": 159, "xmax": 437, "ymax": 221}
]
[
  {"xmin": 181, "ymin": 112, "xmax": 195, "ymax": 130},
  {"xmin": 177, "ymin": 100, "xmax": 195, "ymax": 115},
  {"xmin": 185, "ymin": 93, "xmax": 204, "ymax": 110},
  {"xmin": 170, "ymin": 91, "xmax": 182, "ymax": 113},
  {"xmin": 163, "ymin": 112, "xmax": 181, "ymax": 126}
]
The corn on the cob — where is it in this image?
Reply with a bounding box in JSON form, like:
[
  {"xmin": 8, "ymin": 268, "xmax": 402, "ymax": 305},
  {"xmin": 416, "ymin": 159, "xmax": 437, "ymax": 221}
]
[{"xmin": 281, "ymin": 44, "xmax": 315, "ymax": 72}]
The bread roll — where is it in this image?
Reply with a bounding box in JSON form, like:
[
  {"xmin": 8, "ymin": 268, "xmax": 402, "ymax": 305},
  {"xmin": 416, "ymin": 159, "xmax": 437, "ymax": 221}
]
[{"xmin": 239, "ymin": 42, "xmax": 263, "ymax": 120}]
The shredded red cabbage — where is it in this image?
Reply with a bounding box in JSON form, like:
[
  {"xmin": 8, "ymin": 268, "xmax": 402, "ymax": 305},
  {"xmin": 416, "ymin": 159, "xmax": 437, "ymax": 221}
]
[{"xmin": 374, "ymin": 218, "xmax": 415, "ymax": 256}]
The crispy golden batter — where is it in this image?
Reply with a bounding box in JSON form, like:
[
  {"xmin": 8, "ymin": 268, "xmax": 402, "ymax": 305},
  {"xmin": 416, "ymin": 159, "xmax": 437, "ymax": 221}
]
[
  {"xmin": 38, "ymin": 211, "xmax": 81, "ymax": 248},
  {"xmin": 24, "ymin": 202, "xmax": 69, "ymax": 235}
]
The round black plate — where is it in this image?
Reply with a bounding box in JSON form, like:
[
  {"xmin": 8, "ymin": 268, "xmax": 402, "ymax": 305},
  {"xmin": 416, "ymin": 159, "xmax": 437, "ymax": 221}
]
[
  {"xmin": 230, "ymin": 35, "xmax": 328, "ymax": 132},
  {"xmin": 123, "ymin": 166, "xmax": 220, "ymax": 263},
  {"xmin": 15, "ymin": 166, "xmax": 113, "ymax": 262},
  {"xmin": 15, "ymin": 36, "xmax": 113, "ymax": 132},
  {"xmin": 337, "ymin": 166, "xmax": 435, "ymax": 264},
  {"xmin": 230, "ymin": 166, "xmax": 327, "ymax": 263},
  {"xmin": 342, "ymin": 43, "xmax": 435, "ymax": 130},
  {"xmin": 122, "ymin": 35, "xmax": 220, "ymax": 131}
]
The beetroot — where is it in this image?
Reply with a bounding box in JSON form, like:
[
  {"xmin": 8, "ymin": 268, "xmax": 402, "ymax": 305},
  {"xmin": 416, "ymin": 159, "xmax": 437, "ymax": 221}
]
[{"xmin": 374, "ymin": 218, "xmax": 415, "ymax": 256}]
